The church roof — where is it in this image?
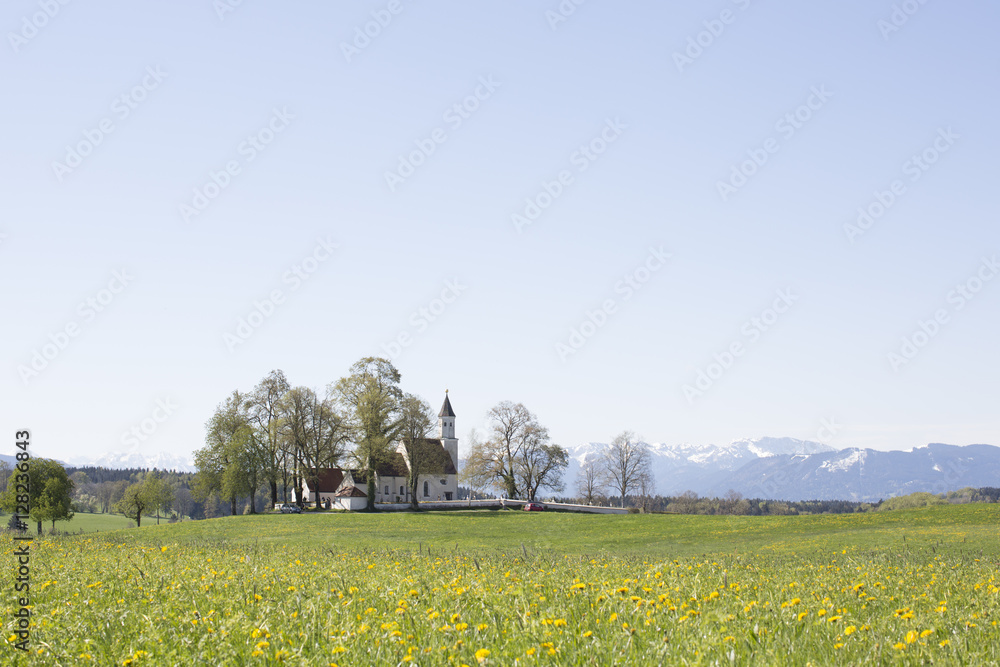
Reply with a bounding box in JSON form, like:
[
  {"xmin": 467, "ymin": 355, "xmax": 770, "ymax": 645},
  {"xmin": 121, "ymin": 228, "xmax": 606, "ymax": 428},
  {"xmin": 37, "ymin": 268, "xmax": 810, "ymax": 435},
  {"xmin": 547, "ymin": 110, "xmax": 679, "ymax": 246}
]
[
  {"xmin": 302, "ymin": 468, "xmax": 345, "ymax": 493},
  {"xmin": 375, "ymin": 452, "xmax": 409, "ymax": 477},
  {"xmin": 335, "ymin": 486, "xmax": 367, "ymax": 498},
  {"xmin": 402, "ymin": 438, "xmax": 457, "ymax": 475},
  {"xmin": 438, "ymin": 392, "xmax": 456, "ymax": 418}
]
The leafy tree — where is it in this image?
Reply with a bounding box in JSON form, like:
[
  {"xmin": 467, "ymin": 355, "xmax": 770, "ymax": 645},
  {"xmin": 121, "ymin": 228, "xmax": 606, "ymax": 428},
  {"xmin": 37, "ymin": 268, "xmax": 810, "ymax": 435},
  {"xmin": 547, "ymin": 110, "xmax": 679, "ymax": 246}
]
[
  {"xmin": 332, "ymin": 357, "xmax": 403, "ymax": 510},
  {"xmin": 0, "ymin": 458, "xmax": 75, "ymax": 534},
  {"xmin": 249, "ymin": 369, "xmax": 291, "ymax": 508},
  {"xmin": 194, "ymin": 391, "xmax": 256, "ymax": 515},
  {"xmin": 398, "ymin": 393, "xmax": 435, "ymax": 509},
  {"xmin": 601, "ymin": 431, "xmax": 653, "ymax": 508},
  {"xmin": 144, "ymin": 472, "xmax": 175, "ymax": 524},
  {"xmin": 115, "ymin": 482, "xmax": 150, "ymax": 527}
]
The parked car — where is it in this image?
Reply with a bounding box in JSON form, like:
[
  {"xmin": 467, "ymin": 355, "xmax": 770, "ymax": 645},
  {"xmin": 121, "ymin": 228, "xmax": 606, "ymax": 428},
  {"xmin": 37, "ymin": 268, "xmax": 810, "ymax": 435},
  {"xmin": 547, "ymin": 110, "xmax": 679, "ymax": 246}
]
[
  {"xmin": 523, "ymin": 502, "xmax": 545, "ymax": 511},
  {"xmin": 279, "ymin": 504, "xmax": 302, "ymax": 514}
]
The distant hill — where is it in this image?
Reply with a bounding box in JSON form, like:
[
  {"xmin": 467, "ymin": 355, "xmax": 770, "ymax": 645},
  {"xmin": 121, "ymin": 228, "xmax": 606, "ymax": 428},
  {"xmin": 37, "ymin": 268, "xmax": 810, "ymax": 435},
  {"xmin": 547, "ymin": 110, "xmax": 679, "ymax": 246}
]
[{"xmin": 66, "ymin": 450, "xmax": 196, "ymax": 473}]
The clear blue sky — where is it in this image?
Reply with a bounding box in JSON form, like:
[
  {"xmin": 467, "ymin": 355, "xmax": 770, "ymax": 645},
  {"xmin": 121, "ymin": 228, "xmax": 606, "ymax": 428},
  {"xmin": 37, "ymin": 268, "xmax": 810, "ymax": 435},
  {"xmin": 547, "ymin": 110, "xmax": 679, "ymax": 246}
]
[{"xmin": 2, "ymin": 0, "xmax": 997, "ymax": 463}]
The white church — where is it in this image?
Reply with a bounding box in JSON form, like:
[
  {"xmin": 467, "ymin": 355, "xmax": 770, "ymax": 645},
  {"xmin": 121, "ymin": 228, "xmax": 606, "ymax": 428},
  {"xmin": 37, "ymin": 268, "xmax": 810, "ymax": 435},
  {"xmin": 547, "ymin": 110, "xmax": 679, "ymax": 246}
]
[{"xmin": 296, "ymin": 392, "xmax": 460, "ymax": 509}]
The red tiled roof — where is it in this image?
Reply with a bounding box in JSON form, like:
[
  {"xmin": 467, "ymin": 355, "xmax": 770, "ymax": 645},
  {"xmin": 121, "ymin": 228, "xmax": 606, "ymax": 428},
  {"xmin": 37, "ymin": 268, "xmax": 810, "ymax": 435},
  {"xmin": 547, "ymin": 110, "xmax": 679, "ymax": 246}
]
[{"xmin": 303, "ymin": 468, "xmax": 345, "ymax": 493}]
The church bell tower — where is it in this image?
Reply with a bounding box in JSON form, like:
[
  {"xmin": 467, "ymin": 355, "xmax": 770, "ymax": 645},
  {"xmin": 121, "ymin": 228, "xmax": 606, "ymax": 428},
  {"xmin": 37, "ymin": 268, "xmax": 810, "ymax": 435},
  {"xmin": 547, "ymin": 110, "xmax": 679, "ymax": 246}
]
[{"xmin": 439, "ymin": 391, "xmax": 458, "ymax": 469}]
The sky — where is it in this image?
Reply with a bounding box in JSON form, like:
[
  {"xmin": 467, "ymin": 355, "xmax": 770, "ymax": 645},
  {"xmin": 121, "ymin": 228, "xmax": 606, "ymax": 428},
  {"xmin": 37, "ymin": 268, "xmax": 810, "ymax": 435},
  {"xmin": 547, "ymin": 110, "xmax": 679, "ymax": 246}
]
[{"xmin": 2, "ymin": 0, "xmax": 998, "ymax": 464}]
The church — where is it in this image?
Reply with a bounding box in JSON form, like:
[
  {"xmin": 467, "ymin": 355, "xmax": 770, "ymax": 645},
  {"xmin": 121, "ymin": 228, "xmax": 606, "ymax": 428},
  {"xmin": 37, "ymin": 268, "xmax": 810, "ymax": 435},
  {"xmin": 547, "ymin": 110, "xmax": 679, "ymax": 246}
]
[{"xmin": 296, "ymin": 392, "xmax": 460, "ymax": 508}]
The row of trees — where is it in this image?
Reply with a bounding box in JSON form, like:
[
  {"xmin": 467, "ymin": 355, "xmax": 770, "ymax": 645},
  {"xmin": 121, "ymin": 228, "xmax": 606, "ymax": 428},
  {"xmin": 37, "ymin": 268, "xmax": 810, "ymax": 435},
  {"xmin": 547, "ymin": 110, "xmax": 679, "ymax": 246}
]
[
  {"xmin": 193, "ymin": 358, "xmax": 445, "ymax": 512},
  {"xmin": 0, "ymin": 459, "xmax": 75, "ymax": 533}
]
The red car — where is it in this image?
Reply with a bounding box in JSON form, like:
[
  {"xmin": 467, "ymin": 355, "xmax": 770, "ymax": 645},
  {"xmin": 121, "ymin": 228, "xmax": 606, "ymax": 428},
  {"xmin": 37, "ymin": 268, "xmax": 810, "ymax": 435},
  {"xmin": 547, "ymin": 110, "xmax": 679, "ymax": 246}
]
[{"xmin": 523, "ymin": 502, "xmax": 545, "ymax": 511}]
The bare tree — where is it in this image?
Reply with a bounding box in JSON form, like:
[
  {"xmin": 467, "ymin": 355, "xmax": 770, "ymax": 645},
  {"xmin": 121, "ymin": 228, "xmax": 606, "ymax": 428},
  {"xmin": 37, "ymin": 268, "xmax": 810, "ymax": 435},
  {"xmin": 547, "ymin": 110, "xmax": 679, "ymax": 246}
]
[
  {"xmin": 515, "ymin": 425, "xmax": 568, "ymax": 501},
  {"xmin": 576, "ymin": 456, "xmax": 606, "ymax": 505},
  {"xmin": 279, "ymin": 386, "xmax": 351, "ymax": 506},
  {"xmin": 601, "ymin": 430, "xmax": 653, "ymax": 508},
  {"xmin": 463, "ymin": 401, "xmax": 538, "ymax": 498}
]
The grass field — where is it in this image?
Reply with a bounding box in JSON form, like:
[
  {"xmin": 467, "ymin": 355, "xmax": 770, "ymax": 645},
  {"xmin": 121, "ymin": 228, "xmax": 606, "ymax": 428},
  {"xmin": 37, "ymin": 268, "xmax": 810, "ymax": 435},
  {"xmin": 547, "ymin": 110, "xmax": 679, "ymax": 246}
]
[
  {"xmin": 4, "ymin": 512, "xmax": 137, "ymax": 534},
  {"xmin": 2, "ymin": 505, "xmax": 999, "ymax": 665}
]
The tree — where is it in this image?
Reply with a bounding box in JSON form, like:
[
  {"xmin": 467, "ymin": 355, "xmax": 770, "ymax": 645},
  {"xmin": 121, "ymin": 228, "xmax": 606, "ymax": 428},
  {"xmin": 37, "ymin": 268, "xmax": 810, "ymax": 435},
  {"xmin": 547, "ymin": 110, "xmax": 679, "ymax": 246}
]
[
  {"xmin": 576, "ymin": 457, "xmax": 606, "ymax": 505},
  {"xmin": 463, "ymin": 401, "xmax": 540, "ymax": 498},
  {"xmin": 398, "ymin": 393, "xmax": 435, "ymax": 509},
  {"xmin": 194, "ymin": 391, "xmax": 256, "ymax": 515},
  {"xmin": 1, "ymin": 458, "xmax": 75, "ymax": 534},
  {"xmin": 249, "ymin": 369, "xmax": 291, "ymax": 508},
  {"xmin": 115, "ymin": 481, "xmax": 150, "ymax": 527},
  {"xmin": 515, "ymin": 426, "xmax": 568, "ymax": 501},
  {"xmin": 144, "ymin": 472, "xmax": 175, "ymax": 525},
  {"xmin": 332, "ymin": 357, "xmax": 403, "ymax": 510},
  {"xmin": 601, "ymin": 431, "xmax": 653, "ymax": 508}
]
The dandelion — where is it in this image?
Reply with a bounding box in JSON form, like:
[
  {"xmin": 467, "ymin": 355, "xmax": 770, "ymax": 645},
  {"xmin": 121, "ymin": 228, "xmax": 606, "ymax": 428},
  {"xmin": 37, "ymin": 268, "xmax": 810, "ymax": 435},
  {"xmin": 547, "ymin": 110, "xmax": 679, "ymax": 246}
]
[
  {"xmin": 844, "ymin": 626, "xmax": 857, "ymax": 636},
  {"xmin": 905, "ymin": 631, "xmax": 918, "ymax": 644},
  {"xmin": 475, "ymin": 648, "xmax": 491, "ymax": 662}
]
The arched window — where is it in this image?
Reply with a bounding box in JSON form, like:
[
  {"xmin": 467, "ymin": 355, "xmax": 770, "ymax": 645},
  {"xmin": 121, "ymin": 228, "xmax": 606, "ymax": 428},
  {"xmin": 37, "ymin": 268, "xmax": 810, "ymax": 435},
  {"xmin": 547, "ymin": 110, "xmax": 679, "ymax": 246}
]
[{"xmin": 423, "ymin": 481, "xmax": 429, "ymax": 497}]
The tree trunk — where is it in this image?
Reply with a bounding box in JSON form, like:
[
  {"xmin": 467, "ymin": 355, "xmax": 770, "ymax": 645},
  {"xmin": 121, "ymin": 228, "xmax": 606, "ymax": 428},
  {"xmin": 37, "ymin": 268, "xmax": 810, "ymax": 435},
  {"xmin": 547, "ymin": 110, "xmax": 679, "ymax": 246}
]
[
  {"xmin": 136, "ymin": 514, "xmax": 142, "ymax": 528},
  {"xmin": 36, "ymin": 520, "xmax": 42, "ymax": 535},
  {"xmin": 230, "ymin": 496, "xmax": 237, "ymax": 516},
  {"xmin": 270, "ymin": 480, "xmax": 278, "ymax": 508}
]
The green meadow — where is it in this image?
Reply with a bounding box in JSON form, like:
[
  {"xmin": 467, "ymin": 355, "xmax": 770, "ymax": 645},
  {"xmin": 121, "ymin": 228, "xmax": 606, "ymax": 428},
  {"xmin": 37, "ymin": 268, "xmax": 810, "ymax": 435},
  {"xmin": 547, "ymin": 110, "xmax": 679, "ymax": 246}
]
[{"xmin": 2, "ymin": 505, "xmax": 998, "ymax": 665}]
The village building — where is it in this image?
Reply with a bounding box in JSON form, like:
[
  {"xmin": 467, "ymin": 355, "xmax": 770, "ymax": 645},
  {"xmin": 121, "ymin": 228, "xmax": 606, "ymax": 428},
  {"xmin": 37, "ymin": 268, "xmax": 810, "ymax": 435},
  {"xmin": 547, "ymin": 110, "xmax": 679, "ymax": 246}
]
[{"xmin": 294, "ymin": 392, "xmax": 459, "ymax": 509}]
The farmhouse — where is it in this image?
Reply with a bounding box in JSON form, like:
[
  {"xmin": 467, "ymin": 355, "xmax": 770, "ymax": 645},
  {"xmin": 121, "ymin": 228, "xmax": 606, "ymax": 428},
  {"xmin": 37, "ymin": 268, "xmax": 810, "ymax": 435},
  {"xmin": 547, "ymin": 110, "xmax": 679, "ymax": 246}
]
[{"xmin": 295, "ymin": 392, "xmax": 460, "ymax": 509}]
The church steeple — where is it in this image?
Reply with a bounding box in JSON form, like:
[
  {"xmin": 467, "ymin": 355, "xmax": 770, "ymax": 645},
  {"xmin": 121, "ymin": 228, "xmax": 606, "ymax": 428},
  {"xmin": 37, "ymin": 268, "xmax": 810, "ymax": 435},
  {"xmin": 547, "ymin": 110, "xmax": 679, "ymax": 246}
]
[
  {"xmin": 438, "ymin": 391, "xmax": 458, "ymax": 468},
  {"xmin": 439, "ymin": 390, "xmax": 456, "ymax": 439}
]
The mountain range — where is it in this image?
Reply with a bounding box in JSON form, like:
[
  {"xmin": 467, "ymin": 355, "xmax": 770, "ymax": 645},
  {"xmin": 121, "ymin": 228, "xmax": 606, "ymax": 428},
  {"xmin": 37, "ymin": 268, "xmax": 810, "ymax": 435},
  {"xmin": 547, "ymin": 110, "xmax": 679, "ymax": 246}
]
[{"xmin": 563, "ymin": 438, "xmax": 1000, "ymax": 502}]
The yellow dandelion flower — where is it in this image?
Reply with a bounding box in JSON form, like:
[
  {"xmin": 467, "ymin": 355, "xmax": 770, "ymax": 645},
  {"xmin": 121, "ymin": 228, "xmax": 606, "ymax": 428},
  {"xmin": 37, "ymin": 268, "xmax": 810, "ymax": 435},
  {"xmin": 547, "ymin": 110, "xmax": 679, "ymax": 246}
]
[
  {"xmin": 475, "ymin": 648, "xmax": 491, "ymax": 662},
  {"xmin": 844, "ymin": 625, "xmax": 857, "ymax": 635}
]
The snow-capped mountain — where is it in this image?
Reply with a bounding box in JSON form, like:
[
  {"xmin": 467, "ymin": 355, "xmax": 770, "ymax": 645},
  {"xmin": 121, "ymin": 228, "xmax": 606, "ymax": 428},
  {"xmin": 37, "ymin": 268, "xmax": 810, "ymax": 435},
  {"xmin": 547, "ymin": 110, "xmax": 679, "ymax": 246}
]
[
  {"xmin": 715, "ymin": 443, "xmax": 1000, "ymax": 502},
  {"xmin": 564, "ymin": 436, "xmax": 836, "ymax": 497},
  {"xmin": 563, "ymin": 438, "xmax": 1000, "ymax": 502},
  {"xmin": 68, "ymin": 450, "xmax": 196, "ymax": 473}
]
